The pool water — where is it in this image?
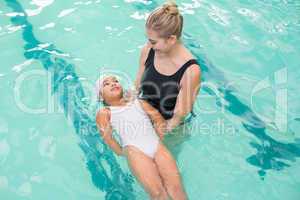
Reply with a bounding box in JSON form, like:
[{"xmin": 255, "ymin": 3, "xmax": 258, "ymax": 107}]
[{"xmin": 0, "ymin": 0, "xmax": 300, "ymax": 199}]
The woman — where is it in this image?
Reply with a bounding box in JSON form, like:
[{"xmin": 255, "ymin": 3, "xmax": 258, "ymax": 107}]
[{"xmin": 135, "ymin": 2, "xmax": 201, "ymax": 133}]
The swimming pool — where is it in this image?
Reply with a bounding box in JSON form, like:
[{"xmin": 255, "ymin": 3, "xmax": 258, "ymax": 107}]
[{"xmin": 0, "ymin": 0, "xmax": 299, "ymax": 199}]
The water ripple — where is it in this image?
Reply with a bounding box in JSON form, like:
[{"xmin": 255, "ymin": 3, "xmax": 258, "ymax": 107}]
[
  {"xmin": 58, "ymin": 8, "xmax": 77, "ymax": 18},
  {"xmin": 237, "ymin": 8, "xmax": 260, "ymax": 21},
  {"xmin": 179, "ymin": 0, "xmax": 202, "ymax": 15},
  {"xmin": 25, "ymin": 0, "xmax": 55, "ymax": 16},
  {"xmin": 125, "ymin": 0, "xmax": 152, "ymax": 5},
  {"xmin": 39, "ymin": 22, "xmax": 55, "ymax": 30},
  {"xmin": 12, "ymin": 59, "xmax": 34, "ymax": 73},
  {"xmin": 208, "ymin": 5, "xmax": 231, "ymax": 26},
  {"xmin": 130, "ymin": 11, "xmax": 149, "ymax": 20},
  {"xmin": 0, "ymin": 139, "xmax": 10, "ymax": 165}
]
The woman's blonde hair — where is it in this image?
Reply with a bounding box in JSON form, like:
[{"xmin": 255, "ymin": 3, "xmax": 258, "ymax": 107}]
[{"xmin": 146, "ymin": 1, "xmax": 183, "ymax": 39}]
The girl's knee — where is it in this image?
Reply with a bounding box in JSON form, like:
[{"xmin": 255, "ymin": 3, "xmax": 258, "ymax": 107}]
[
  {"xmin": 166, "ymin": 184, "xmax": 187, "ymax": 200},
  {"xmin": 148, "ymin": 186, "xmax": 168, "ymax": 200}
]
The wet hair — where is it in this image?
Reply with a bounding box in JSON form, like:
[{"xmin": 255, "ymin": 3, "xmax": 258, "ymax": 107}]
[
  {"xmin": 102, "ymin": 100, "xmax": 109, "ymax": 107},
  {"xmin": 98, "ymin": 91, "xmax": 109, "ymax": 106},
  {"xmin": 146, "ymin": 1, "xmax": 183, "ymax": 39},
  {"xmin": 96, "ymin": 75, "xmax": 119, "ymax": 106}
]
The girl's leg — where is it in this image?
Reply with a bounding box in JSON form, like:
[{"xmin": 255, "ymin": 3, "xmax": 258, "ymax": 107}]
[
  {"xmin": 125, "ymin": 146, "xmax": 169, "ymax": 200},
  {"xmin": 154, "ymin": 143, "xmax": 187, "ymax": 200}
]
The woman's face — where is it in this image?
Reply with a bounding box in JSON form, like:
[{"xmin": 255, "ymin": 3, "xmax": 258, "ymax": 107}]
[
  {"xmin": 146, "ymin": 28, "xmax": 176, "ymax": 53},
  {"xmin": 100, "ymin": 76, "xmax": 123, "ymax": 104}
]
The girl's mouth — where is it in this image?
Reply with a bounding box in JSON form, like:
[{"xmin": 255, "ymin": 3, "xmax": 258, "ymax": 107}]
[{"xmin": 111, "ymin": 86, "xmax": 120, "ymax": 91}]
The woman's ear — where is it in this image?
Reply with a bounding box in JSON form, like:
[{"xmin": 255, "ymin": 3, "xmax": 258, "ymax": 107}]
[{"xmin": 167, "ymin": 35, "xmax": 177, "ymax": 45}]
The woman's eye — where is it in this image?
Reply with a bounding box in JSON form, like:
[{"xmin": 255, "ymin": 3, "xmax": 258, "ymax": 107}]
[{"xmin": 148, "ymin": 39, "xmax": 156, "ymax": 45}]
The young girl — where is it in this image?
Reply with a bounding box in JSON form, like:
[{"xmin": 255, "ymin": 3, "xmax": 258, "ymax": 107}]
[{"xmin": 95, "ymin": 75, "xmax": 187, "ymax": 200}]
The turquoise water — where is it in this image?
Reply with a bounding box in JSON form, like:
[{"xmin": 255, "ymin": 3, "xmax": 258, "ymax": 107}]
[{"xmin": 0, "ymin": 0, "xmax": 300, "ymax": 199}]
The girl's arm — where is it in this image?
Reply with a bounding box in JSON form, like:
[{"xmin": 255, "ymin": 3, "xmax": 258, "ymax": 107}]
[
  {"xmin": 139, "ymin": 100, "xmax": 166, "ymax": 139},
  {"xmin": 166, "ymin": 64, "xmax": 201, "ymax": 131},
  {"xmin": 96, "ymin": 108, "xmax": 124, "ymax": 156}
]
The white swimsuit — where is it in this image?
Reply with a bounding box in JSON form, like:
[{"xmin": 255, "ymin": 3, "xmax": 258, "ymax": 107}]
[{"xmin": 109, "ymin": 99, "xmax": 159, "ymax": 158}]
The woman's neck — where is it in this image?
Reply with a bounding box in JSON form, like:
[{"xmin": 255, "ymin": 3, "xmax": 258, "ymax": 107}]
[
  {"xmin": 173, "ymin": 41, "xmax": 183, "ymax": 53},
  {"xmin": 161, "ymin": 41, "xmax": 182, "ymax": 58}
]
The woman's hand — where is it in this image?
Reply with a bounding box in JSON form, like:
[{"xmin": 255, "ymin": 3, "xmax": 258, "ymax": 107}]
[
  {"xmin": 139, "ymin": 100, "xmax": 167, "ymax": 140},
  {"xmin": 154, "ymin": 122, "xmax": 167, "ymax": 140},
  {"xmin": 168, "ymin": 64, "xmax": 201, "ymax": 131},
  {"xmin": 165, "ymin": 114, "xmax": 183, "ymax": 132}
]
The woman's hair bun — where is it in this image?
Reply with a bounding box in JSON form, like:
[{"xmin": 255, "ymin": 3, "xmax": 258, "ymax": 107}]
[{"xmin": 162, "ymin": 2, "xmax": 179, "ymax": 16}]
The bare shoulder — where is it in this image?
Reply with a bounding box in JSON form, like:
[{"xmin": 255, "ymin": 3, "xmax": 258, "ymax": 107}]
[
  {"xmin": 185, "ymin": 63, "xmax": 201, "ymax": 77},
  {"xmin": 96, "ymin": 108, "xmax": 111, "ymax": 122},
  {"xmin": 181, "ymin": 45, "xmax": 196, "ymax": 59},
  {"xmin": 181, "ymin": 64, "xmax": 201, "ymax": 86},
  {"xmin": 188, "ymin": 64, "xmax": 201, "ymax": 75},
  {"xmin": 140, "ymin": 43, "xmax": 151, "ymax": 62}
]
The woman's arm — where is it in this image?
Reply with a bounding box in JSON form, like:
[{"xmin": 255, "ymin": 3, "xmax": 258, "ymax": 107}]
[
  {"xmin": 96, "ymin": 108, "xmax": 124, "ymax": 156},
  {"xmin": 135, "ymin": 44, "xmax": 151, "ymax": 91},
  {"xmin": 139, "ymin": 100, "xmax": 166, "ymax": 139},
  {"xmin": 166, "ymin": 64, "xmax": 201, "ymax": 132}
]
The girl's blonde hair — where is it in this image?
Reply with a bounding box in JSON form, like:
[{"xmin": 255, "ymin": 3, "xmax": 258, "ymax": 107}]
[{"xmin": 146, "ymin": 1, "xmax": 183, "ymax": 39}]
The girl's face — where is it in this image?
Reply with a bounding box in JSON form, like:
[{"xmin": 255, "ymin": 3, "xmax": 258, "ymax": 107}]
[
  {"xmin": 146, "ymin": 28, "xmax": 176, "ymax": 53},
  {"xmin": 100, "ymin": 76, "xmax": 123, "ymax": 104}
]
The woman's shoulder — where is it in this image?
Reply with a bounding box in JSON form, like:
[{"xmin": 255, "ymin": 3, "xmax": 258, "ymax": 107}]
[
  {"xmin": 179, "ymin": 45, "xmax": 200, "ymax": 70},
  {"xmin": 181, "ymin": 45, "xmax": 197, "ymax": 61},
  {"xmin": 141, "ymin": 43, "xmax": 152, "ymax": 53},
  {"xmin": 140, "ymin": 43, "xmax": 152, "ymax": 60},
  {"xmin": 181, "ymin": 62, "xmax": 201, "ymax": 84},
  {"xmin": 180, "ymin": 45, "xmax": 201, "ymax": 80}
]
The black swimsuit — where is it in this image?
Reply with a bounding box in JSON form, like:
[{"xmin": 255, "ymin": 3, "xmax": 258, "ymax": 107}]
[{"xmin": 139, "ymin": 48, "xmax": 198, "ymax": 120}]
